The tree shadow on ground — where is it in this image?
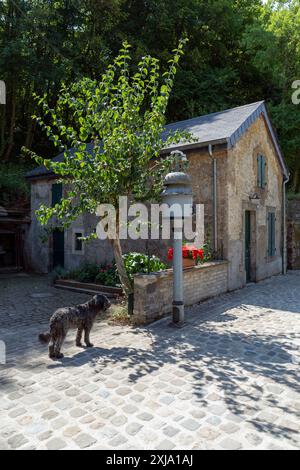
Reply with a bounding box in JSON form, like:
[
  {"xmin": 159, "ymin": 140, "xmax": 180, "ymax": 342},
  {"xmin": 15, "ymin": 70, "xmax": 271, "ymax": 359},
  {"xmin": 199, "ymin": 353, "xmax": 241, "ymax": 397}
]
[{"xmin": 45, "ymin": 303, "xmax": 300, "ymax": 445}]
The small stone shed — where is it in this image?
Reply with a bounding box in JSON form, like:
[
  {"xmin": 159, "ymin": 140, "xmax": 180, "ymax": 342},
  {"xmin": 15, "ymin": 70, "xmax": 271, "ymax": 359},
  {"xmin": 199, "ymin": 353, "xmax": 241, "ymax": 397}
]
[{"xmin": 26, "ymin": 101, "xmax": 289, "ymax": 300}]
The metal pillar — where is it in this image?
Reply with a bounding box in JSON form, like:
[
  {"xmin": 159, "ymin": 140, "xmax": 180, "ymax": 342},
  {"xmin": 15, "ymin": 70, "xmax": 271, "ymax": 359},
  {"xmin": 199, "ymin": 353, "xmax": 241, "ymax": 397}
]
[{"xmin": 172, "ymin": 225, "xmax": 184, "ymax": 326}]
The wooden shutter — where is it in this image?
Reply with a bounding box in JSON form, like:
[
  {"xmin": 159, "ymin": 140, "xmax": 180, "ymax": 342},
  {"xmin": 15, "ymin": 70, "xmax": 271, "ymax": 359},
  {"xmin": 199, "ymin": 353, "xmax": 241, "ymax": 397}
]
[
  {"xmin": 257, "ymin": 155, "xmax": 262, "ymax": 188},
  {"xmin": 52, "ymin": 183, "xmax": 63, "ymax": 207},
  {"xmin": 257, "ymin": 155, "xmax": 267, "ymax": 189},
  {"xmin": 268, "ymin": 212, "xmax": 276, "ymax": 257},
  {"xmin": 261, "ymin": 156, "xmax": 267, "ymax": 188}
]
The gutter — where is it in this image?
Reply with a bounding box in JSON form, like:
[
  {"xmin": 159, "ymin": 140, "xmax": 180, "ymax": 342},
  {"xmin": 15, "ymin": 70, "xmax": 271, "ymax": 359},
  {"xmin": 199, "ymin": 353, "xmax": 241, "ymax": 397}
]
[{"xmin": 209, "ymin": 144, "xmax": 218, "ymax": 255}]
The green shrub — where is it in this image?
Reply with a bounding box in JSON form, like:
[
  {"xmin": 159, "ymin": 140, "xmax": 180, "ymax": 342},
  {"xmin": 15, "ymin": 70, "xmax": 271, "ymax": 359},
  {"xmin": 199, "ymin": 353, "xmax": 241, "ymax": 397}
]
[
  {"xmin": 60, "ymin": 253, "xmax": 166, "ymax": 287},
  {"xmin": 68, "ymin": 263, "xmax": 100, "ymax": 283},
  {"xmin": 123, "ymin": 252, "xmax": 167, "ymax": 280},
  {"xmin": 95, "ymin": 265, "xmax": 121, "ymax": 287}
]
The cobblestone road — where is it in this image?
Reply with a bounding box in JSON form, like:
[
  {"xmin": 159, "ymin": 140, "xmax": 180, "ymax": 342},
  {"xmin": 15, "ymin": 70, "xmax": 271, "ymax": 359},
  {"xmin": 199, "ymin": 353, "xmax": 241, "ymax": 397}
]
[{"xmin": 0, "ymin": 272, "xmax": 299, "ymax": 450}]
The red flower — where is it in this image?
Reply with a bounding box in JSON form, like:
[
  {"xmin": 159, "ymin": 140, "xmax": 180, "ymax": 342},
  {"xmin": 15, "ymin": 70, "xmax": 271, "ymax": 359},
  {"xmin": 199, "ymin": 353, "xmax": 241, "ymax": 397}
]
[{"xmin": 167, "ymin": 248, "xmax": 174, "ymax": 261}]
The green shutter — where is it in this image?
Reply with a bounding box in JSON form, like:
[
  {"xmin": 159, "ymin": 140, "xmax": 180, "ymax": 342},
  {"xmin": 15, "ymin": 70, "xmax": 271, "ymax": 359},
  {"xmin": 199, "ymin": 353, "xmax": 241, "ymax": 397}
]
[
  {"xmin": 257, "ymin": 155, "xmax": 262, "ymax": 188},
  {"xmin": 271, "ymin": 213, "xmax": 276, "ymax": 256},
  {"xmin": 268, "ymin": 212, "xmax": 276, "ymax": 257},
  {"xmin": 257, "ymin": 155, "xmax": 267, "ymax": 189},
  {"xmin": 261, "ymin": 156, "xmax": 267, "ymax": 188},
  {"xmin": 52, "ymin": 183, "xmax": 63, "ymax": 207}
]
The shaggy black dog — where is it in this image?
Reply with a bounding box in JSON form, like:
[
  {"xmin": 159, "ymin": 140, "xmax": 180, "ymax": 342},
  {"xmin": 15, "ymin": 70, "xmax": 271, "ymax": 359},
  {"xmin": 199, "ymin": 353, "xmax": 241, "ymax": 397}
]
[{"xmin": 39, "ymin": 294, "xmax": 111, "ymax": 359}]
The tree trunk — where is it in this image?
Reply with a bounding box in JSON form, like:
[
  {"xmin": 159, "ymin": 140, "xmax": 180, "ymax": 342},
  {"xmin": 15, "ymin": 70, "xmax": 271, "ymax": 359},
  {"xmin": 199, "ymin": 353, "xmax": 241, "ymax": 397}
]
[{"xmin": 110, "ymin": 235, "xmax": 133, "ymax": 296}]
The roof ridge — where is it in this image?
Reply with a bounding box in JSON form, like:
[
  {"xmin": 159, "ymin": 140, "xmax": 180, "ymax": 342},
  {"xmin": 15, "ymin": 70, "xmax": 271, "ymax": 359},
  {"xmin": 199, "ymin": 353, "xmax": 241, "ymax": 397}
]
[{"xmin": 165, "ymin": 101, "xmax": 265, "ymax": 129}]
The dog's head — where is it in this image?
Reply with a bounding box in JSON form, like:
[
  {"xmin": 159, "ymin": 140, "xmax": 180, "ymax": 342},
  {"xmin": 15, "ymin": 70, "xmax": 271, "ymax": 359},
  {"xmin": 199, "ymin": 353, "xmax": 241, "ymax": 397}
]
[{"xmin": 89, "ymin": 294, "xmax": 111, "ymax": 313}]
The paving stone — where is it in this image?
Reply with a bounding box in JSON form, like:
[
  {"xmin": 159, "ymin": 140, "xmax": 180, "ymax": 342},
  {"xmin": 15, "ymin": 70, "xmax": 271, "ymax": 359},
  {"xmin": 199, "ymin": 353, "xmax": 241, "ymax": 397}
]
[
  {"xmin": 181, "ymin": 419, "xmax": 201, "ymax": 431},
  {"xmin": 74, "ymin": 433, "xmax": 97, "ymax": 449},
  {"xmin": 220, "ymin": 422, "xmax": 240, "ymax": 434},
  {"xmin": 51, "ymin": 418, "xmax": 68, "ymax": 430},
  {"xmin": 42, "ymin": 410, "xmax": 59, "ymax": 421},
  {"xmin": 46, "ymin": 437, "xmax": 67, "ymax": 450},
  {"xmin": 38, "ymin": 431, "xmax": 53, "ymax": 441},
  {"xmin": 219, "ymin": 438, "xmax": 243, "ymax": 450},
  {"xmin": 126, "ymin": 422, "xmax": 143, "ymax": 436},
  {"xmin": 197, "ymin": 427, "xmax": 220, "ymax": 440},
  {"xmin": 69, "ymin": 408, "xmax": 86, "ymax": 418},
  {"xmin": 63, "ymin": 426, "xmax": 81, "ymax": 438},
  {"xmin": 9, "ymin": 408, "xmax": 27, "ymax": 418},
  {"xmin": 163, "ymin": 426, "xmax": 180, "ymax": 438},
  {"xmin": 156, "ymin": 439, "xmax": 175, "ymax": 450},
  {"xmin": 137, "ymin": 412, "xmax": 154, "ymax": 422},
  {"xmin": 8, "ymin": 434, "xmax": 28, "ymax": 449},
  {"xmin": 111, "ymin": 415, "xmax": 128, "ymax": 426},
  {"xmin": 109, "ymin": 434, "xmax": 128, "ymax": 447}
]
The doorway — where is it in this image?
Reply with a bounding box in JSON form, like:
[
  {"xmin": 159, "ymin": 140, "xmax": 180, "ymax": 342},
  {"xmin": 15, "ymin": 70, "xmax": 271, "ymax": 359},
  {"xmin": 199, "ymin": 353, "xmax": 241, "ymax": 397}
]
[
  {"xmin": 245, "ymin": 210, "xmax": 256, "ymax": 283},
  {"xmin": 0, "ymin": 232, "xmax": 16, "ymax": 268},
  {"xmin": 52, "ymin": 230, "xmax": 65, "ymax": 268}
]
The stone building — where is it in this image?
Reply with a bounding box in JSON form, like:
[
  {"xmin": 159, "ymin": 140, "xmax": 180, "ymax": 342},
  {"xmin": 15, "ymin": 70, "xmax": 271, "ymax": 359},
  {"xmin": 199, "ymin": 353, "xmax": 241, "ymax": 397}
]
[{"xmin": 26, "ymin": 101, "xmax": 289, "ymax": 291}]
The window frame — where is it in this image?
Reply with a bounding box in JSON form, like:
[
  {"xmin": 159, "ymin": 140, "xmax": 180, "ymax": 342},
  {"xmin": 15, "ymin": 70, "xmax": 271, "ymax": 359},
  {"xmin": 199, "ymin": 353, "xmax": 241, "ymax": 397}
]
[{"xmin": 72, "ymin": 229, "xmax": 85, "ymax": 255}]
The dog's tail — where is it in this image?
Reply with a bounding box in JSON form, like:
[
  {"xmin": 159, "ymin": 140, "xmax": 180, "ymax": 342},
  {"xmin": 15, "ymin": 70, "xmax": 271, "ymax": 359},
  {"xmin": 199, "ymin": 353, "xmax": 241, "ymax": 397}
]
[{"xmin": 39, "ymin": 332, "xmax": 51, "ymax": 344}]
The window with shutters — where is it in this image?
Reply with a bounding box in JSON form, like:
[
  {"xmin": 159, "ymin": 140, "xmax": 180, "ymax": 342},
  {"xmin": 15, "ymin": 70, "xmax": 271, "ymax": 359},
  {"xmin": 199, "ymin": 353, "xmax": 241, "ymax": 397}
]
[
  {"xmin": 268, "ymin": 212, "xmax": 276, "ymax": 257},
  {"xmin": 257, "ymin": 155, "xmax": 267, "ymax": 189}
]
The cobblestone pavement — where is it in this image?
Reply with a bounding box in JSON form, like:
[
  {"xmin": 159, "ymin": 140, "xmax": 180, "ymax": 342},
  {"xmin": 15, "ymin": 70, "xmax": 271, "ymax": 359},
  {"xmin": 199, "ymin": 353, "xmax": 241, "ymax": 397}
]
[{"xmin": 0, "ymin": 272, "xmax": 299, "ymax": 450}]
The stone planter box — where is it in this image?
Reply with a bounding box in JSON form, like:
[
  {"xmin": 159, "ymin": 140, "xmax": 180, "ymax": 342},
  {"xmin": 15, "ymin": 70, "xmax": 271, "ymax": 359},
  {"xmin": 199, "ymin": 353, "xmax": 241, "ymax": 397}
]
[
  {"xmin": 133, "ymin": 261, "xmax": 228, "ymax": 325},
  {"xmin": 54, "ymin": 279, "xmax": 123, "ymax": 298}
]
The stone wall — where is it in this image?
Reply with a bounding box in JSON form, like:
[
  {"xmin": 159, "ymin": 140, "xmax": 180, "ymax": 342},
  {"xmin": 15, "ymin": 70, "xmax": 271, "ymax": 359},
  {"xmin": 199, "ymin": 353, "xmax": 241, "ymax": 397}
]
[
  {"xmin": 227, "ymin": 115, "xmax": 284, "ymax": 290},
  {"xmin": 132, "ymin": 261, "xmax": 228, "ymax": 324},
  {"xmin": 287, "ymin": 200, "xmax": 300, "ymax": 270},
  {"xmin": 25, "ymin": 179, "xmax": 51, "ymax": 273}
]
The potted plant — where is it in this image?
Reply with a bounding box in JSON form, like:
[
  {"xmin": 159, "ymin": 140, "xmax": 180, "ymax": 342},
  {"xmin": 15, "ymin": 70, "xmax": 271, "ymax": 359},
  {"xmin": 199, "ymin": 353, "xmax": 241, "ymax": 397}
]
[{"xmin": 167, "ymin": 245, "xmax": 204, "ymax": 268}]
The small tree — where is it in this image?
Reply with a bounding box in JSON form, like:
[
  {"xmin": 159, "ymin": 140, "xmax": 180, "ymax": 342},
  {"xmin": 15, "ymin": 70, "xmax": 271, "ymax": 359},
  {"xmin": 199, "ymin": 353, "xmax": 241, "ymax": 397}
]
[{"xmin": 25, "ymin": 39, "xmax": 191, "ymax": 295}]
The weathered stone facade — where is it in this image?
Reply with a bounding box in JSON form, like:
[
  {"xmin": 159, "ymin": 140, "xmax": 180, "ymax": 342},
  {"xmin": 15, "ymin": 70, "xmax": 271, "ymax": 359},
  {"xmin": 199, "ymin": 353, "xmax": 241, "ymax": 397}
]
[
  {"xmin": 133, "ymin": 261, "xmax": 228, "ymax": 324},
  {"xmin": 226, "ymin": 115, "xmax": 284, "ymax": 289},
  {"xmin": 287, "ymin": 199, "xmax": 300, "ymax": 269}
]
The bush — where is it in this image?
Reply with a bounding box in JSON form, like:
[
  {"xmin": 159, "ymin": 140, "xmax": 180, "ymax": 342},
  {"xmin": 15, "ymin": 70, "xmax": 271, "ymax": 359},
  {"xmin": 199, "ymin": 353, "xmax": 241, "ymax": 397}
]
[
  {"xmin": 95, "ymin": 265, "xmax": 121, "ymax": 287},
  {"xmin": 67, "ymin": 263, "xmax": 100, "ymax": 283},
  {"xmin": 123, "ymin": 252, "xmax": 167, "ymax": 280},
  {"xmin": 58, "ymin": 253, "xmax": 167, "ymax": 287}
]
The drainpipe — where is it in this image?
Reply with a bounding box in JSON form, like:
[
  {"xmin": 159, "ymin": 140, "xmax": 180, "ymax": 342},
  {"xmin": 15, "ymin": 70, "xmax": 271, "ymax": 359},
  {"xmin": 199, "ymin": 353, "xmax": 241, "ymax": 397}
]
[
  {"xmin": 282, "ymin": 174, "xmax": 289, "ymax": 275},
  {"xmin": 209, "ymin": 144, "xmax": 218, "ymax": 255}
]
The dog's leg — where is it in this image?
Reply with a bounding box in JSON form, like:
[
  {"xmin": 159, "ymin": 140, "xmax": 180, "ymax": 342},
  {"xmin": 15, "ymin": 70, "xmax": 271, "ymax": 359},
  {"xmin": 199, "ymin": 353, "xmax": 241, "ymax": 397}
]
[
  {"xmin": 53, "ymin": 332, "xmax": 66, "ymax": 359},
  {"xmin": 84, "ymin": 326, "xmax": 93, "ymax": 348},
  {"xmin": 49, "ymin": 341, "xmax": 55, "ymax": 359},
  {"xmin": 76, "ymin": 327, "xmax": 83, "ymax": 347}
]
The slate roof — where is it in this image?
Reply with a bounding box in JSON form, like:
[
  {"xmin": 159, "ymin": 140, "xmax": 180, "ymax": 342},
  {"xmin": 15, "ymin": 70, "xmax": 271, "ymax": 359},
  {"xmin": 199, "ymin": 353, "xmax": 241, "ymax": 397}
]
[{"xmin": 26, "ymin": 101, "xmax": 288, "ymax": 179}]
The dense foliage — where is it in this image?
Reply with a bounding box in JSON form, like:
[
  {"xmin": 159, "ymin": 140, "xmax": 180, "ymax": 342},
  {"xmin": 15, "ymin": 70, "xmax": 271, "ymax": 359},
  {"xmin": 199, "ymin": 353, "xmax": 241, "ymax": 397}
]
[
  {"xmin": 54, "ymin": 253, "xmax": 167, "ymax": 287},
  {"xmin": 0, "ymin": 0, "xmax": 299, "ymax": 189}
]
